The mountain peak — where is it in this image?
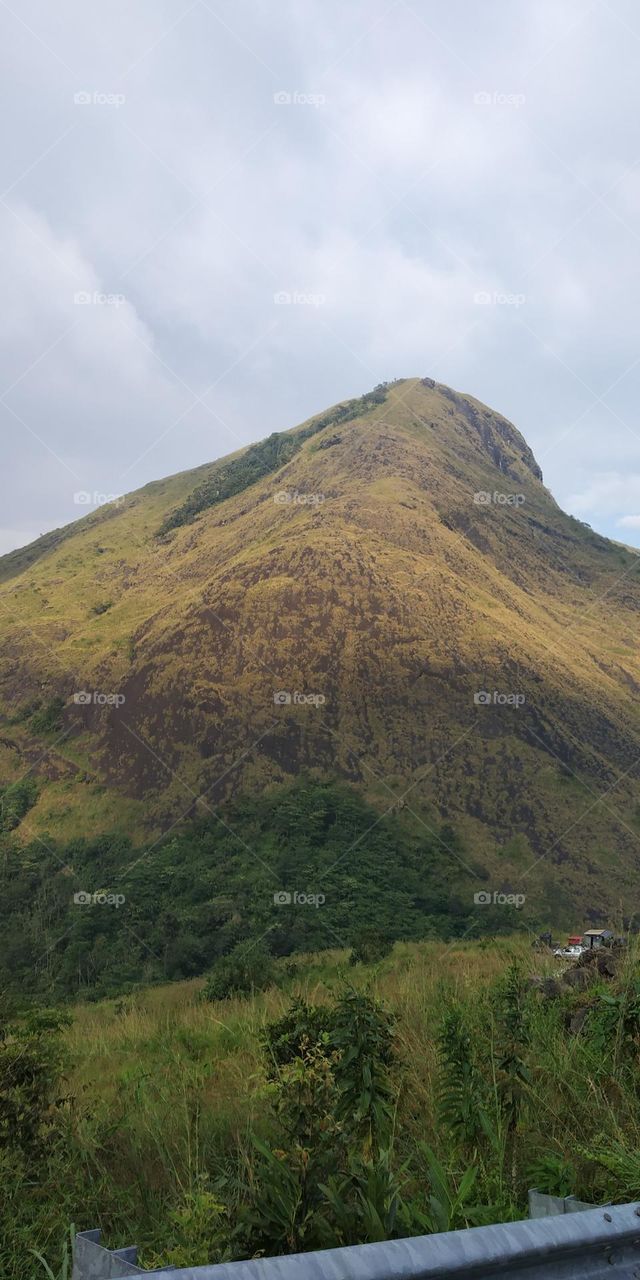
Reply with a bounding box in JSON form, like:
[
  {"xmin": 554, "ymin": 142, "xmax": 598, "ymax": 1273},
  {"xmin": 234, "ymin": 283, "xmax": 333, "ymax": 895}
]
[
  {"xmin": 375, "ymin": 377, "xmax": 545, "ymax": 486},
  {"xmin": 0, "ymin": 379, "xmax": 639, "ymax": 921}
]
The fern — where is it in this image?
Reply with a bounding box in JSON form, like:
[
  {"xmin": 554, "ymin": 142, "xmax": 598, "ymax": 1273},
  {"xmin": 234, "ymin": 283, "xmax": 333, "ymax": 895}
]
[{"xmin": 437, "ymin": 1002, "xmax": 491, "ymax": 1152}]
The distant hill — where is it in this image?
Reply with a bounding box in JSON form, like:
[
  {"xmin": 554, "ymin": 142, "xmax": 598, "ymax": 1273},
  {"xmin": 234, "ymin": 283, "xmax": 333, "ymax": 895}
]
[{"xmin": 1, "ymin": 376, "xmax": 639, "ymax": 921}]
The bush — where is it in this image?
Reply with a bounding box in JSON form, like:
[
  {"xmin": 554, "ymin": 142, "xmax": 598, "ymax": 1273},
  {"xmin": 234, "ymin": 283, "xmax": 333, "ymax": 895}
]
[
  {"xmin": 29, "ymin": 698, "xmax": 65, "ymax": 736},
  {"xmin": 0, "ymin": 778, "xmax": 38, "ymax": 832},
  {"xmin": 237, "ymin": 989, "xmax": 400, "ymax": 1257},
  {"xmin": 201, "ymin": 942, "xmax": 275, "ymax": 1002},
  {"xmin": 7, "ymin": 698, "xmax": 42, "ymax": 725},
  {"xmin": 0, "ymin": 1005, "xmax": 70, "ymax": 1155},
  {"xmin": 349, "ymin": 928, "xmax": 394, "ymax": 966},
  {"xmin": 262, "ymin": 999, "xmax": 335, "ymax": 1076}
]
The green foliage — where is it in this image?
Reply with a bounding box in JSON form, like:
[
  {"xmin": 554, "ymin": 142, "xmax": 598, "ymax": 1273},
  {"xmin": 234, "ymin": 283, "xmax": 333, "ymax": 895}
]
[
  {"xmin": 578, "ymin": 1139, "xmax": 640, "ymax": 1201},
  {"xmin": 349, "ymin": 928, "xmax": 394, "ymax": 967},
  {"xmin": 0, "ymin": 778, "xmax": 478, "ymax": 1002},
  {"xmin": 588, "ymin": 980, "xmax": 640, "ymax": 1078},
  {"xmin": 319, "ymin": 1148, "xmax": 408, "ymax": 1245},
  {"xmin": 201, "ymin": 942, "xmax": 275, "ymax": 1002},
  {"xmin": 144, "ymin": 1183, "xmax": 228, "ymax": 1269},
  {"xmin": 0, "ymin": 1005, "xmax": 69, "ymax": 1156},
  {"xmin": 262, "ymin": 999, "xmax": 335, "ymax": 1076},
  {"xmin": 330, "ymin": 989, "xmax": 396, "ymax": 1152},
  {"xmin": 29, "ymin": 698, "xmax": 65, "ymax": 736},
  {"xmin": 4, "ymin": 941, "xmax": 640, "ymax": 1276},
  {"xmin": 527, "ymin": 1152, "xmax": 575, "ymax": 1198},
  {"xmin": 7, "ymin": 698, "xmax": 43, "ymax": 725},
  {"xmin": 29, "ymin": 1225, "xmax": 75, "ymax": 1280},
  {"xmin": 157, "ymin": 386, "xmax": 389, "ymax": 535},
  {"xmin": 415, "ymin": 1145, "xmax": 489, "ymax": 1232},
  {"xmin": 437, "ymin": 1002, "xmax": 490, "ymax": 1152},
  {"xmin": 238, "ymin": 989, "xmax": 400, "ymax": 1256},
  {"xmin": 262, "ymin": 990, "xmax": 395, "ymax": 1148},
  {"xmin": 243, "ymin": 986, "xmax": 492, "ymax": 1255},
  {"xmin": 0, "ymin": 777, "xmax": 38, "ymax": 832},
  {"xmin": 492, "ymin": 962, "xmax": 531, "ymax": 1137}
]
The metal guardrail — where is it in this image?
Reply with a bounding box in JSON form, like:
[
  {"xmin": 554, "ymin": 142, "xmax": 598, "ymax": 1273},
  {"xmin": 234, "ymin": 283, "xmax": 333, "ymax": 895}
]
[
  {"xmin": 73, "ymin": 1230, "xmax": 146, "ymax": 1278},
  {"xmin": 528, "ymin": 1188, "xmax": 606, "ymax": 1216},
  {"xmin": 72, "ymin": 1201, "xmax": 640, "ymax": 1280}
]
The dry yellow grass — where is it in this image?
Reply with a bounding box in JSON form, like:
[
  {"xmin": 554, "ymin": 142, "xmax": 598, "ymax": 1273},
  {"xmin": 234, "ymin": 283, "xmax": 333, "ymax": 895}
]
[
  {"xmin": 2, "ymin": 378, "xmax": 639, "ymax": 915},
  {"xmin": 66, "ymin": 936, "xmax": 555, "ymax": 1133}
]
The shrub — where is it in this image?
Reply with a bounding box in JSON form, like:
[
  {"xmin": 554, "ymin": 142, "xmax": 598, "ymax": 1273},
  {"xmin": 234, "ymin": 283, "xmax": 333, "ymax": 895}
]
[
  {"xmin": 0, "ymin": 778, "xmax": 38, "ymax": 832},
  {"xmin": 349, "ymin": 928, "xmax": 394, "ymax": 966},
  {"xmin": 7, "ymin": 698, "xmax": 42, "ymax": 725},
  {"xmin": 200, "ymin": 942, "xmax": 275, "ymax": 1002},
  {"xmin": 0, "ymin": 1005, "xmax": 70, "ymax": 1155},
  {"xmin": 237, "ymin": 989, "xmax": 400, "ymax": 1257},
  {"xmin": 262, "ymin": 1000, "xmax": 335, "ymax": 1076},
  {"xmin": 29, "ymin": 698, "xmax": 65, "ymax": 736}
]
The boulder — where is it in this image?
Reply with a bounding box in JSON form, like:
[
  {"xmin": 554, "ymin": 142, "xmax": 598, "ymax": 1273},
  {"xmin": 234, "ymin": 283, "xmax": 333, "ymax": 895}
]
[
  {"xmin": 596, "ymin": 950, "xmax": 621, "ymax": 978},
  {"xmin": 540, "ymin": 977, "xmax": 563, "ymax": 999},
  {"xmin": 568, "ymin": 1004, "xmax": 593, "ymax": 1034},
  {"xmin": 561, "ymin": 967, "xmax": 594, "ymax": 991}
]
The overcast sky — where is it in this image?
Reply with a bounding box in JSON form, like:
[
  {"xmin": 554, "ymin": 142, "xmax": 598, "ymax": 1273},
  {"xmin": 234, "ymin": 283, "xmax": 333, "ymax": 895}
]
[{"xmin": 2, "ymin": 0, "xmax": 640, "ymax": 553}]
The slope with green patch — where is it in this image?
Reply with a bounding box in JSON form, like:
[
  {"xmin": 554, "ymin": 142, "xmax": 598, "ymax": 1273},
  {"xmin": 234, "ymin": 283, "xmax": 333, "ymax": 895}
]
[{"xmin": 0, "ymin": 377, "xmax": 639, "ymax": 922}]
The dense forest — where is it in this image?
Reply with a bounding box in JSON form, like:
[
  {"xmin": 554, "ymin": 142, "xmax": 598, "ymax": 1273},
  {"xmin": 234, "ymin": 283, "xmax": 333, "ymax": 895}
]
[{"xmin": 0, "ymin": 778, "xmax": 511, "ymax": 1003}]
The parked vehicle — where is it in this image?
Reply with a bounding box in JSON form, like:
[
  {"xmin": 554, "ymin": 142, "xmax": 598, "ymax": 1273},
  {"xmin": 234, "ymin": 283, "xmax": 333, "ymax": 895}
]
[{"xmin": 582, "ymin": 929, "xmax": 614, "ymax": 949}]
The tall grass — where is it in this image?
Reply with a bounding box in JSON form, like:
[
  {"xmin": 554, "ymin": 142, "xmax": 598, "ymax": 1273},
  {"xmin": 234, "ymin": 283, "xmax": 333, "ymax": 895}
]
[{"xmin": 5, "ymin": 935, "xmax": 640, "ymax": 1277}]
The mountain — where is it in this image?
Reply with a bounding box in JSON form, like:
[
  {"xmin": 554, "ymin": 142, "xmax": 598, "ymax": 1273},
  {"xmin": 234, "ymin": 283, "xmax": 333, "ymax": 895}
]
[{"xmin": 1, "ymin": 376, "xmax": 639, "ymax": 922}]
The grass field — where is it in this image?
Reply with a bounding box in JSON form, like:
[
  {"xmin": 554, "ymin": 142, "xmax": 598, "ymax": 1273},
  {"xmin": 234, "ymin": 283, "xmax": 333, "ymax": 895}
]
[{"xmin": 5, "ymin": 932, "xmax": 640, "ymax": 1279}]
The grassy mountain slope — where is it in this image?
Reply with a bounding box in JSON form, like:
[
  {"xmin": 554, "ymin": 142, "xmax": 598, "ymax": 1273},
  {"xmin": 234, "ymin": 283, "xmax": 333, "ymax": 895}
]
[{"xmin": 1, "ymin": 376, "xmax": 639, "ymax": 918}]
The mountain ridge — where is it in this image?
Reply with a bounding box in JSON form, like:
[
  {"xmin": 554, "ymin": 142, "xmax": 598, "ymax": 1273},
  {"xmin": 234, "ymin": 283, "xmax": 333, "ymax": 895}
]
[{"xmin": 1, "ymin": 376, "xmax": 639, "ymax": 920}]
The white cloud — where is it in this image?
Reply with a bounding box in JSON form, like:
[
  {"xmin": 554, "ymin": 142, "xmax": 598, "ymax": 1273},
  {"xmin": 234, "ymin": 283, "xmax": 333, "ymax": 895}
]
[
  {"xmin": 2, "ymin": 0, "xmax": 640, "ymax": 553},
  {"xmin": 563, "ymin": 472, "xmax": 640, "ymax": 544}
]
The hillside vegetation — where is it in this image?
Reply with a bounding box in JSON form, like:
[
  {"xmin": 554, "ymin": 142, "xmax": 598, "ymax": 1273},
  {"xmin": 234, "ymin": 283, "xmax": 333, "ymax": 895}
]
[
  {"xmin": 1, "ymin": 376, "xmax": 640, "ymax": 918},
  {"xmin": 4, "ymin": 936, "xmax": 640, "ymax": 1278},
  {"xmin": 0, "ymin": 779, "xmax": 486, "ymax": 1002}
]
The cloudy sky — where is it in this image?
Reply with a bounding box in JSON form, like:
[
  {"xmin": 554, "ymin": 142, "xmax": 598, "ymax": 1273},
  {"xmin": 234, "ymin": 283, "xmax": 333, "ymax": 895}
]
[{"xmin": 2, "ymin": 0, "xmax": 640, "ymax": 553}]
